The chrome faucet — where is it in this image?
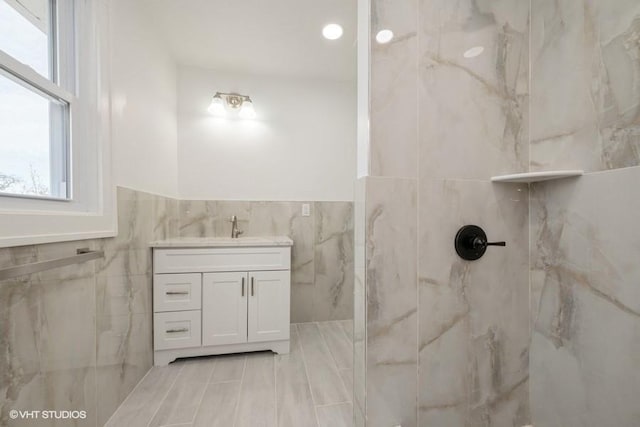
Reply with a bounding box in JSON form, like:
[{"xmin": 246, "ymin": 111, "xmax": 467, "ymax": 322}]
[{"xmin": 230, "ymin": 215, "xmax": 244, "ymax": 239}]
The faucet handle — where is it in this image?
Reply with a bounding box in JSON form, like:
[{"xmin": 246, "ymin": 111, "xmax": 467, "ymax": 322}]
[
  {"xmin": 229, "ymin": 215, "xmax": 237, "ymax": 222},
  {"xmin": 236, "ymin": 230, "xmax": 244, "ymax": 236}
]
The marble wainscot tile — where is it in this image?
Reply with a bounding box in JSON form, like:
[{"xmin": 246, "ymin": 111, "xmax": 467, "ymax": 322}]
[
  {"xmin": 152, "ymin": 195, "xmax": 179, "ymax": 241},
  {"xmin": 418, "ymin": 179, "xmax": 530, "ymax": 426},
  {"xmin": 96, "ymin": 188, "xmax": 157, "ymax": 279},
  {"xmin": 0, "ymin": 257, "xmax": 98, "ymax": 426},
  {"xmin": 530, "ymin": 0, "xmax": 640, "ymax": 172},
  {"xmin": 530, "ymin": 167, "xmax": 640, "ymax": 427},
  {"xmin": 96, "ymin": 312, "xmax": 153, "ymax": 426},
  {"xmin": 419, "ymin": 0, "xmax": 529, "ymax": 180},
  {"xmin": 313, "ymin": 202, "xmax": 354, "ymax": 321},
  {"xmin": 175, "ymin": 199, "xmax": 353, "ymax": 323},
  {"xmin": 95, "ymin": 274, "xmax": 152, "ymax": 318},
  {"xmin": 370, "ymin": 0, "xmax": 418, "ymax": 178},
  {"xmin": 365, "ymin": 177, "xmax": 418, "ymax": 427},
  {"xmin": 177, "ymin": 200, "xmax": 219, "ymax": 238}
]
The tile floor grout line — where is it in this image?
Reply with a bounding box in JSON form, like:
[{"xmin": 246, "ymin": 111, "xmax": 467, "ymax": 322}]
[
  {"xmin": 188, "ymin": 358, "xmax": 218, "ymax": 425},
  {"xmin": 145, "ymin": 364, "xmax": 186, "ymax": 427},
  {"xmin": 230, "ymin": 356, "xmax": 248, "ymax": 427},
  {"xmin": 295, "ymin": 324, "xmax": 322, "ymax": 427}
]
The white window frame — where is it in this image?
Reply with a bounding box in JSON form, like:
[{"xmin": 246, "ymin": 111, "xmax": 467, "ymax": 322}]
[{"xmin": 0, "ymin": 0, "xmax": 116, "ymax": 247}]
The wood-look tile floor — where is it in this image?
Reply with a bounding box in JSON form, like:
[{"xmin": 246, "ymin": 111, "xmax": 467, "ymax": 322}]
[{"xmin": 105, "ymin": 321, "xmax": 354, "ymax": 427}]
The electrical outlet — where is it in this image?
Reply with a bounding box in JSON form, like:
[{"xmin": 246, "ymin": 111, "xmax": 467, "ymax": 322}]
[{"xmin": 302, "ymin": 203, "xmax": 311, "ymax": 217}]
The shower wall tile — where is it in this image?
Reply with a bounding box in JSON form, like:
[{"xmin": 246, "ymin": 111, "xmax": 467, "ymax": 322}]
[
  {"xmin": 530, "ymin": 0, "xmax": 640, "ymax": 172},
  {"xmin": 353, "ymin": 177, "xmax": 366, "ymax": 427},
  {"xmin": 365, "ymin": 177, "xmax": 418, "ymax": 427},
  {"xmin": 419, "ymin": 0, "xmax": 530, "ymax": 180},
  {"xmin": 176, "ymin": 199, "xmax": 354, "ymax": 323},
  {"xmin": 370, "ymin": 0, "xmax": 418, "ymax": 178},
  {"xmin": 530, "ymin": 166, "xmax": 640, "ymax": 426},
  {"xmin": 417, "ymin": 179, "xmax": 530, "ymax": 425}
]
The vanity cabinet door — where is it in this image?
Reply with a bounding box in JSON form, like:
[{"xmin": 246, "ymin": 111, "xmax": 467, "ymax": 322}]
[
  {"xmin": 247, "ymin": 270, "xmax": 290, "ymax": 343},
  {"xmin": 202, "ymin": 272, "xmax": 248, "ymax": 346}
]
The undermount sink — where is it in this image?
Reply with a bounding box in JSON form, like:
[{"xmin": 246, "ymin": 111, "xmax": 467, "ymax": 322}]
[{"xmin": 149, "ymin": 236, "xmax": 294, "ymax": 248}]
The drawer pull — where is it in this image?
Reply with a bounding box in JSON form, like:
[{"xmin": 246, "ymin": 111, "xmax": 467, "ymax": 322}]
[
  {"xmin": 166, "ymin": 328, "xmax": 189, "ymax": 333},
  {"xmin": 251, "ymin": 277, "xmax": 255, "ymax": 296},
  {"xmin": 166, "ymin": 291, "xmax": 189, "ymax": 295},
  {"xmin": 242, "ymin": 277, "xmax": 245, "ymax": 296}
]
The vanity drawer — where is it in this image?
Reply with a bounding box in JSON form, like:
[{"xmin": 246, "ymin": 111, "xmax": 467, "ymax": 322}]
[
  {"xmin": 154, "ymin": 273, "xmax": 202, "ymax": 312},
  {"xmin": 154, "ymin": 247, "xmax": 291, "ymax": 273},
  {"xmin": 154, "ymin": 311, "xmax": 201, "ymax": 350}
]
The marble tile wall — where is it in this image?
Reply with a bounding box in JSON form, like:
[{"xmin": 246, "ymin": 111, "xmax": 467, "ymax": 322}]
[
  {"xmin": 177, "ymin": 200, "xmax": 354, "ymax": 323},
  {"xmin": 417, "ymin": 1, "xmax": 531, "ymax": 425},
  {"xmin": 530, "ymin": 169, "xmax": 640, "ymax": 426},
  {"xmin": 529, "ymin": 1, "xmax": 640, "ymax": 425},
  {"xmin": 418, "ymin": 180, "xmax": 529, "ymax": 426},
  {"xmin": 359, "ymin": 0, "xmax": 531, "ymax": 426},
  {"xmin": 530, "ymin": 0, "xmax": 640, "ymax": 172},
  {"xmin": 0, "ymin": 187, "xmax": 178, "ymax": 427},
  {"xmin": 364, "ymin": 177, "xmax": 418, "ymax": 427}
]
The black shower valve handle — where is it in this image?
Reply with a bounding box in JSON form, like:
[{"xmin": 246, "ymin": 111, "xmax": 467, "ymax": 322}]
[
  {"xmin": 455, "ymin": 225, "xmax": 506, "ymax": 261},
  {"xmin": 471, "ymin": 236, "xmax": 506, "ymax": 250}
]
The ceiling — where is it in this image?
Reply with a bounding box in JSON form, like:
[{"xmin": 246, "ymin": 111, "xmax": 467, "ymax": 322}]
[{"xmin": 141, "ymin": 0, "xmax": 357, "ymax": 81}]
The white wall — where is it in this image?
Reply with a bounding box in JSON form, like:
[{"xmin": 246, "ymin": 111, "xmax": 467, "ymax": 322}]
[
  {"xmin": 177, "ymin": 66, "xmax": 356, "ymax": 201},
  {"xmin": 109, "ymin": 0, "xmax": 179, "ymax": 198}
]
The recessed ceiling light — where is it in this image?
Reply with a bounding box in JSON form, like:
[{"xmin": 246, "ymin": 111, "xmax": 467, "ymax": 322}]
[
  {"xmin": 322, "ymin": 23, "xmax": 343, "ymax": 40},
  {"xmin": 463, "ymin": 46, "xmax": 484, "ymax": 58},
  {"xmin": 375, "ymin": 29, "xmax": 394, "ymax": 44}
]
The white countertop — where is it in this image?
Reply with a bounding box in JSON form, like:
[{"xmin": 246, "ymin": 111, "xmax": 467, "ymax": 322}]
[{"xmin": 149, "ymin": 236, "xmax": 294, "ymax": 248}]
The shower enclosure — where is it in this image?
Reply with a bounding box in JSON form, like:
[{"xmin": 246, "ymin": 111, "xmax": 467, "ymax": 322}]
[{"xmin": 355, "ymin": 0, "xmax": 640, "ymax": 426}]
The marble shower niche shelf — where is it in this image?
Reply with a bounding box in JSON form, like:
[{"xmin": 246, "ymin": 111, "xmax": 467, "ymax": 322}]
[{"xmin": 491, "ymin": 170, "xmax": 584, "ymax": 183}]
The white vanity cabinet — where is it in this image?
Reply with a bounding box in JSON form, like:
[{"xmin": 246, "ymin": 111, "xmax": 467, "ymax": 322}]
[{"xmin": 150, "ymin": 237, "xmax": 293, "ymax": 366}]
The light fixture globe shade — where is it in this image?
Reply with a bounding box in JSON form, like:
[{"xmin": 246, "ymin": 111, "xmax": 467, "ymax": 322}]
[
  {"xmin": 239, "ymin": 99, "xmax": 256, "ymax": 119},
  {"xmin": 322, "ymin": 23, "xmax": 343, "ymax": 40},
  {"xmin": 208, "ymin": 95, "xmax": 225, "ymax": 116}
]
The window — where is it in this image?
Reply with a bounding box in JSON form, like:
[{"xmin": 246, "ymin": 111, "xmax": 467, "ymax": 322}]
[
  {"xmin": 0, "ymin": 0, "xmax": 116, "ymax": 247},
  {"xmin": 0, "ymin": 0, "xmax": 72, "ymax": 200}
]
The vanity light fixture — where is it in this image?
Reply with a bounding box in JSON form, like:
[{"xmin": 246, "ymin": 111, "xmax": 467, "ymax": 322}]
[
  {"xmin": 322, "ymin": 23, "xmax": 343, "ymax": 40},
  {"xmin": 375, "ymin": 29, "xmax": 394, "ymax": 44},
  {"xmin": 208, "ymin": 92, "xmax": 256, "ymax": 119}
]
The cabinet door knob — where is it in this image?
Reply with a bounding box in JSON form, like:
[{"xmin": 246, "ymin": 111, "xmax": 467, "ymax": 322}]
[
  {"xmin": 251, "ymin": 277, "xmax": 255, "ymax": 296},
  {"xmin": 241, "ymin": 277, "xmax": 245, "ymax": 297}
]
